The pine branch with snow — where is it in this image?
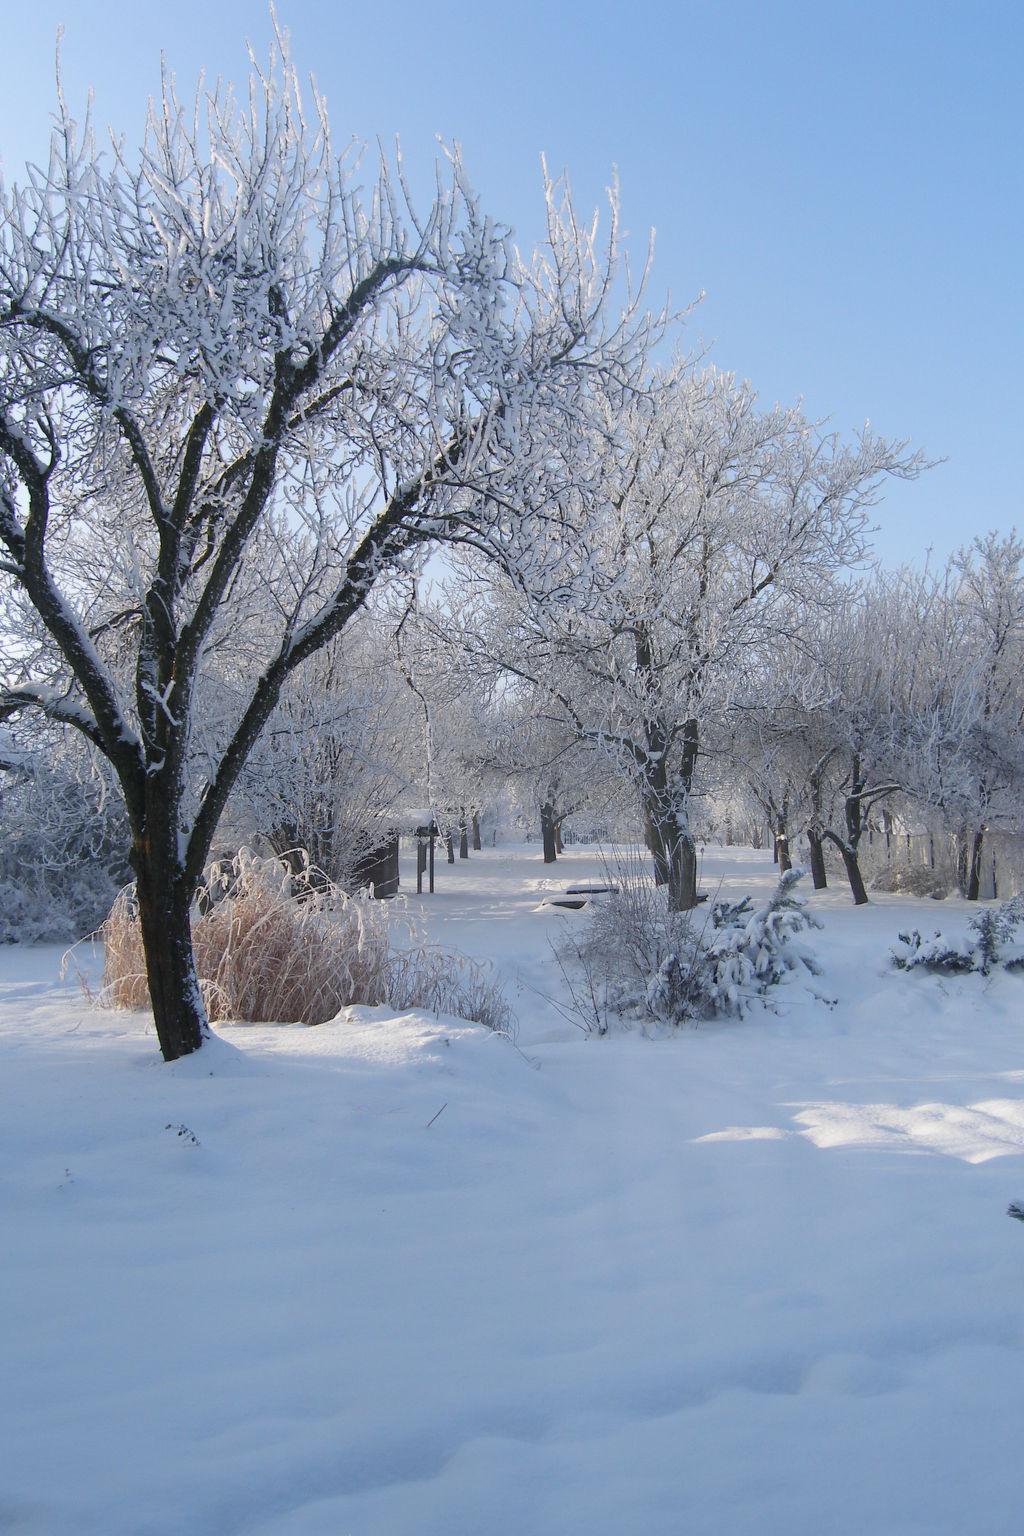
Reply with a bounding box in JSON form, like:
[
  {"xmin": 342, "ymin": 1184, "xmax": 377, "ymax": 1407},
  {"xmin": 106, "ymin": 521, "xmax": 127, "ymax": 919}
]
[
  {"xmin": 575, "ymin": 860, "xmax": 823, "ymax": 1027},
  {"xmin": 702, "ymin": 867, "xmax": 823, "ymax": 1016},
  {"xmin": 892, "ymin": 895, "xmax": 1024, "ymax": 976}
]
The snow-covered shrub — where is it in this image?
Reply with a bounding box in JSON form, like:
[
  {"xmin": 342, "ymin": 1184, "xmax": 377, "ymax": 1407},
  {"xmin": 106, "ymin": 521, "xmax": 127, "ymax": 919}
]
[
  {"xmin": 0, "ymin": 739, "xmax": 130, "ymax": 943},
  {"xmin": 575, "ymin": 846, "xmax": 695, "ymax": 1015},
  {"xmin": 890, "ymin": 930, "xmax": 976, "ymax": 974},
  {"xmin": 100, "ymin": 850, "xmax": 512, "ymax": 1033},
  {"xmin": 572, "ymin": 859, "xmax": 822, "ymax": 1028},
  {"xmin": 699, "ymin": 870, "xmax": 823, "ymax": 1016},
  {"xmin": 386, "ymin": 946, "xmax": 516, "ymax": 1038},
  {"xmin": 871, "ymin": 863, "xmax": 949, "ymax": 899},
  {"xmin": 892, "ymin": 896, "xmax": 1024, "ymax": 976}
]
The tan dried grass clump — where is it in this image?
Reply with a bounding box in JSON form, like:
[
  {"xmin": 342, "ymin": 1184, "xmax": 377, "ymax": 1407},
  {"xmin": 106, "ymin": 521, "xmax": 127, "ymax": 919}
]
[
  {"xmin": 99, "ymin": 891, "xmax": 153, "ymax": 1011},
  {"xmin": 99, "ymin": 848, "xmax": 513, "ymax": 1035}
]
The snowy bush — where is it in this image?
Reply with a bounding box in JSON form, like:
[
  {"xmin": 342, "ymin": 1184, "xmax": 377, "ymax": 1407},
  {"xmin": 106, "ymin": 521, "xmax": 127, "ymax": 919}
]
[
  {"xmin": 871, "ymin": 863, "xmax": 950, "ymax": 900},
  {"xmin": 100, "ymin": 850, "xmax": 514, "ymax": 1035},
  {"xmin": 892, "ymin": 896, "xmax": 1024, "ymax": 977},
  {"xmin": 0, "ymin": 740, "xmax": 130, "ymax": 943},
  {"xmin": 699, "ymin": 871, "xmax": 823, "ymax": 1016},
  {"xmin": 385, "ymin": 946, "xmax": 516, "ymax": 1038},
  {"xmin": 572, "ymin": 859, "xmax": 822, "ymax": 1028}
]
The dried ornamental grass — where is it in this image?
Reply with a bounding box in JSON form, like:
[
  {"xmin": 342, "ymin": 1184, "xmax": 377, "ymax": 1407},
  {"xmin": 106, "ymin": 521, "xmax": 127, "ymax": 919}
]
[{"xmin": 99, "ymin": 849, "xmax": 513, "ymax": 1035}]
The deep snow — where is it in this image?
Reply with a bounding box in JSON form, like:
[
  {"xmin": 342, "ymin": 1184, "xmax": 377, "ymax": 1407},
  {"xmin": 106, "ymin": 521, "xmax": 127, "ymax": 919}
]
[{"xmin": 2, "ymin": 844, "xmax": 1023, "ymax": 1535}]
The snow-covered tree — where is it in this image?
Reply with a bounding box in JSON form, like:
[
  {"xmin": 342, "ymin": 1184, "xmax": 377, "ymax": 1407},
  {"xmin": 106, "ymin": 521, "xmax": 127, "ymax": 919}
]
[
  {"xmin": 806, "ymin": 546, "xmax": 1024, "ymax": 901},
  {"xmin": 231, "ymin": 613, "xmax": 422, "ymax": 887},
  {"xmin": 450, "ymin": 365, "xmax": 921, "ymax": 909},
  {"xmin": 0, "ymin": 31, "xmax": 654, "ymax": 1058},
  {"xmin": 914, "ymin": 534, "xmax": 1024, "ymax": 896},
  {"xmin": 484, "ymin": 691, "xmax": 628, "ymax": 860}
]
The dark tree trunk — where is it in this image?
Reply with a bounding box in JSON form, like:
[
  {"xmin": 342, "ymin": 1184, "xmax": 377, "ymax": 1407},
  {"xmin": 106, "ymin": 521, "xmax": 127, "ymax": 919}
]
[
  {"xmin": 819, "ymin": 754, "xmax": 870, "ymax": 904},
  {"xmin": 647, "ymin": 808, "xmax": 698, "ymax": 911},
  {"xmin": 133, "ymin": 856, "xmax": 207, "ymax": 1062},
  {"xmin": 822, "ymin": 832, "xmax": 868, "ymax": 905},
  {"xmin": 807, "ymin": 774, "xmax": 827, "ymax": 889},
  {"xmin": 807, "ymin": 828, "xmax": 828, "ymax": 890},
  {"xmin": 966, "ymin": 828, "xmax": 985, "ymax": 901},
  {"xmin": 838, "ymin": 843, "xmax": 869, "ymax": 905},
  {"xmin": 446, "ymin": 832, "xmax": 455, "ymax": 864},
  {"xmin": 667, "ymin": 831, "xmax": 698, "ymax": 913},
  {"xmin": 774, "ymin": 819, "xmax": 792, "ymax": 874},
  {"xmin": 555, "ymin": 821, "xmax": 564, "ymax": 855},
  {"xmin": 471, "ymin": 811, "xmax": 482, "ymax": 852},
  {"xmin": 458, "ymin": 810, "xmax": 469, "ymax": 859},
  {"xmin": 639, "ymin": 715, "xmax": 699, "ymax": 910},
  {"xmin": 540, "ymin": 801, "xmax": 558, "ymax": 864},
  {"xmin": 772, "ymin": 833, "xmax": 779, "ymax": 864},
  {"xmin": 645, "ymin": 812, "xmax": 668, "ymax": 884}
]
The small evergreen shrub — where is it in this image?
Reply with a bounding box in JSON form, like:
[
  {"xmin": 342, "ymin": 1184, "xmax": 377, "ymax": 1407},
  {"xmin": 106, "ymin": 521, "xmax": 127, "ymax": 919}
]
[
  {"xmin": 699, "ymin": 869, "xmax": 823, "ymax": 1016},
  {"xmin": 573, "ymin": 861, "xmax": 822, "ymax": 1028},
  {"xmin": 892, "ymin": 896, "xmax": 1024, "ymax": 976}
]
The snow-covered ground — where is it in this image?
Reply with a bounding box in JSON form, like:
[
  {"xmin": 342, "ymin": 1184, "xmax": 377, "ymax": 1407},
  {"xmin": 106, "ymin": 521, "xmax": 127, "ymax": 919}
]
[{"xmin": 3, "ymin": 844, "xmax": 1023, "ymax": 1535}]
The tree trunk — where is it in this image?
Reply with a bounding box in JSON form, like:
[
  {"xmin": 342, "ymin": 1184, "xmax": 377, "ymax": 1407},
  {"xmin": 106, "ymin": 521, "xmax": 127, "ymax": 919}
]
[
  {"xmin": 774, "ymin": 819, "xmax": 792, "ymax": 874},
  {"xmin": 471, "ymin": 811, "xmax": 482, "ymax": 852},
  {"xmin": 554, "ymin": 821, "xmax": 564, "ymax": 855},
  {"xmin": 956, "ymin": 835, "xmax": 969, "ymax": 894},
  {"xmin": 458, "ymin": 810, "xmax": 469, "ymax": 859},
  {"xmin": 446, "ymin": 832, "xmax": 455, "ymax": 864},
  {"xmin": 667, "ymin": 831, "xmax": 698, "ymax": 912},
  {"xmin": 640, "ymin": 729, "xmax": 698, "ymax": 910},
  {"xmin": 807, "ymin": 773, "xmax": 828, "ymax": 888},
  {"xmin": 825, "ymin": 756, "xmax": 869, "ymax": 904},
  {"xmin": 540, "ymin": 802, "xmax": 558, "ymax": 864},
  {"xmin": 645, "ymin": 813, "xmax": 668, "ymax": 884},
  {"xmin": 966, "ymin": 828, "xmax": 985, "ymax": 901},
  {"xmin": 647, "ymin": 809, "xmax": 698, "ymax": 911},
  {"xmin": 839, "ymin": 844, "xmax": 869, "ymax": 905},
  {"xmin": 133, "ymin": 859, "xmax": 207, "ymax": 1062},
  {"xmin": 807, "ymin": 828, "xmax": 828, "ymax": 890},
  {"xmin": 822, "ymin": 832, "xmax": 868, "ymax": 905}
]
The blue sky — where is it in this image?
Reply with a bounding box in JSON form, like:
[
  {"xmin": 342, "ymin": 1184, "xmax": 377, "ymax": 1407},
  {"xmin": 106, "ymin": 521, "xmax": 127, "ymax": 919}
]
[{"xmin": 1, "ymin": 0, "xmax": 1020, "ymax": 564}]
